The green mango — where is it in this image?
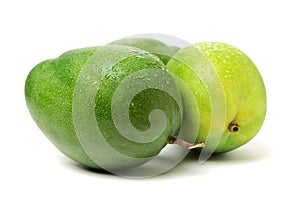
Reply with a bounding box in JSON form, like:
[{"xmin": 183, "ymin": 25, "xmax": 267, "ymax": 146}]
[
  {"xmin": 25, "ymin": 44, "xmax": 182, "ymax": 171},
  {"xmin": 167, "ymin": 42, "xmax": 266, "ymax": 154},
  {"xmin": 110, "ymin": 38, "xmax": 179, "ymax": 64}
]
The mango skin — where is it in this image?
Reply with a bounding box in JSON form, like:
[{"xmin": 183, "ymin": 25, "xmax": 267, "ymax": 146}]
[
  {"xmin": 167, "ymin": 42, "xmax": 267, "ymax": 153},
  {"xmin": 25, "ymin": 45, "xmax": 182, "ymax": 170},
  {"xmin": 110, "ymin": 38, "xmax": 179, "ymax": 64}
]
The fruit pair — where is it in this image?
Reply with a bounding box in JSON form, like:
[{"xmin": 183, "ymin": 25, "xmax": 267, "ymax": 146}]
[{"xmin": 25, "ymin": 37, "xmax": 266, "ymax": 172}]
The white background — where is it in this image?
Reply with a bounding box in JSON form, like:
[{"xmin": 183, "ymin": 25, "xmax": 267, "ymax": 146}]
[{"xmin": 1, "ymin": 0, "xmax": 299, "ymax": 208}]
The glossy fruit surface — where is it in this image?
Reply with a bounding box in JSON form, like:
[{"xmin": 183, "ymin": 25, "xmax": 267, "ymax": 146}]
[
  {"xmin": 167, "ymin": 42, "xmax": 267, "ymax": 153},
  {"xmin": 25, "ymin": 45, "xmax": 182, "ymax": 170}
]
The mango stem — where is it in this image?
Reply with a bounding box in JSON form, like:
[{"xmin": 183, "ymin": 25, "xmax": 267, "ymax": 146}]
[{"xmin": 167, "ymin": 136, "xmax": 205, "ymax": 149}]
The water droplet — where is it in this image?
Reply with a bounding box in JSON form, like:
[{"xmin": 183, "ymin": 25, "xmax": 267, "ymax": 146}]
[
  {"xmin": 139, "ymin": 75, "xmax": 145, "ymax": 79},
  {"xmin": 135, "ymin": 55, "xmax": 144, "ymax": 59}
]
